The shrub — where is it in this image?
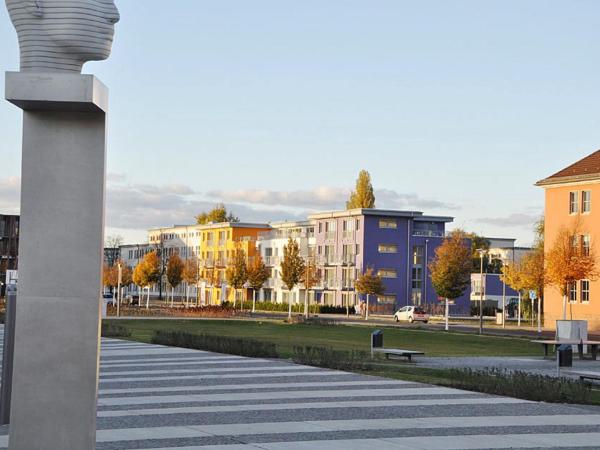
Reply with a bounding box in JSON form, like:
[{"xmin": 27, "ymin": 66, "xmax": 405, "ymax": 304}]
[
  {"xmin": 470, "ymin": 304, "xmax": 497, "ymax": 317},
  {"xmin": 151, "ymin": 330, "xmax": 279, "ymax": 358},
  {"xmin": 447, "ymin": 368, "xmax": 592, "ymax": 404},
  {"xmin": 319, "ymin": 305, "xmax": 351, "ymax": 314},
  {"xmin": 101, "ymin": 322, "xmax": 132, "ymax": 338},
  {"xmin": 107, "ymin": 304, "xmax": 240, "ymax": 318},
  {"xmin": 292, "ymin": 345, "xmax": 373, "ymax": 371}
]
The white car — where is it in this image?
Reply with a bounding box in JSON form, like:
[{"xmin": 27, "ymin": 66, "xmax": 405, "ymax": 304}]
[{"xmin": 394, "ymin": 306, "xmax": 429, "ymax": 323}]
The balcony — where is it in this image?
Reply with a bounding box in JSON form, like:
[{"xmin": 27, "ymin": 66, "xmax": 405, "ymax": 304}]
[
  {"xmin": 316, "ymin": 254, "xmax": 356, "ymax": 266},
  {"xmin": 412, "ymin": 230, "xmax": 445, "ymax": 238},
  {"xmin": 200, "ymin": 258, "xmax": 215, "ymax": 268},
  {"xmin": 215, "ymin": 257, "xmax": 228, "ymax": 267},
  {"xmin": 264, "ymin": 256, "xmax": 280, "ymax": 266}
]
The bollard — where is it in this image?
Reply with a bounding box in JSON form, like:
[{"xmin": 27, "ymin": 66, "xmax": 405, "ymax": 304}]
[{"xmin": 0, "ymin": 285, "xmax": 16, "ymax": 424}]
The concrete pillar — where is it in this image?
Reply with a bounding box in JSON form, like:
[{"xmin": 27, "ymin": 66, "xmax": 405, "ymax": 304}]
[{"xmin": 5, "ymin": 72, "xmax": 108, "ymax": 450}]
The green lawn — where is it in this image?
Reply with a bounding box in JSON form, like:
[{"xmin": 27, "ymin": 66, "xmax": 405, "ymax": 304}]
[{"xmin": 110, "ymin": 318, "xmax": 541, "ymax": 358}]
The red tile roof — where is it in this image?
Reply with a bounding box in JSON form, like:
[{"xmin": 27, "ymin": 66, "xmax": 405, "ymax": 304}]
[{"xmin": 536, "ymin": 149, "xmax": 600, "ymax": 185}]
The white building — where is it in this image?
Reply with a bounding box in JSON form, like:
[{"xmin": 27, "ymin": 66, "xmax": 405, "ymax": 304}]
[
  {"xmin": 257, "ymin": 220, "xmax": 316, "ymax": 305},
  {"xmin": 486, "ymin": 237, "xmax": 531, "ymax": 264}
]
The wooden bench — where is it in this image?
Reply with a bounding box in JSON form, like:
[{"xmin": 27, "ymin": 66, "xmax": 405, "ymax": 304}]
[
  {"xmin": 530, "ymin": 339, "xmax": 600, "ymax": 360},
  {"xmin": 564, "ymin": 371, "xmax": 600, "ymax": 383},
  {"xmin": 373, "ymin": 348, "xmax": 424, "ymax": 362}
]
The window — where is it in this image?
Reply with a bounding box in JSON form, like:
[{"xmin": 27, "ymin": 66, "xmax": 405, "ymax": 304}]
[
  {"xmin": 569, "ymin": 282, "xmax": 577, "ymax": 303},
  {"xmin": 377, "ymin": 268, "xmax": 397, "ymax": 278},
  {"xmin": 411, "ymin": 266, "xmax": 423, "ymax": 304},
  {"xmin": 342, "ymin": 220, "xmax": 354, "ymax": 232},
  {"xmin": 379, "ymin": 219, "xmax": 397, "ymax": 229},
  {"xmin": 570, "ymin": 191, "xmax": 579, "ymax": 214},
  {"xmin": 378, "ymin": 244, "xmax": 398, "ymax": 253},
  {"xmin": 583, "ymin": 191, "xmax": 592, "ymax": 213},
  {"xmin": 356, "ymin": 219, "xmax": 360, "ymax": 231},
  {"xmin": 582, "ymin": 235, "xmax": 591, "ymax": 256},
  {"xmin": 378, "ymin": 294, "xmax": 396, "ymax": 304},
  {"xmin": 581, "ymin": 280, "xmax": 590, "ymax": 303},
  {"xmin": 412, "ymin": 245, "xmax": 424, "ymax": 266}
]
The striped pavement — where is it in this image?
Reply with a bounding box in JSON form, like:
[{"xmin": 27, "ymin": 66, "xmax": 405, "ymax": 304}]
[{"xmin": 0, "ymin": 336, "xmax": 600, "ymax": 448}]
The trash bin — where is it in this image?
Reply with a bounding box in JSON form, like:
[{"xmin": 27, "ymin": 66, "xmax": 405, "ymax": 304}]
[
  {"xmin": 557, "ymin": 344, "xmax": 573, "ymax": 367},
  {"xmin": 496, "ymin": 312, "xmax": 503, "ymax": 325},
  {"xmin": 371, "ymin": 330, "xmax": 383, "ymax": 349}
]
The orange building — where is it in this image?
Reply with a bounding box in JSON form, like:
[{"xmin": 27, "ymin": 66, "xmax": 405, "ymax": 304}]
[
  {"xmin": 198, "ymin": 222, "xmax": 271, "ymax": 304},
  {"xmin": 536, "ymin": 150, "xmax": 600, "ymax": 331}
]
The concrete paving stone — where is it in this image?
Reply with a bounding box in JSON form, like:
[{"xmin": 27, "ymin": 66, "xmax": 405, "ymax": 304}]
[{"xmin": 2, "ymin": 332, "xmax": 600, "ymax": 448}]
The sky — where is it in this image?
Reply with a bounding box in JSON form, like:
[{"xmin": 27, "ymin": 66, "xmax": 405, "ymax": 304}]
[{"xmin": 2, "ymin": 1, "xmax": 600, "ymax": 245}]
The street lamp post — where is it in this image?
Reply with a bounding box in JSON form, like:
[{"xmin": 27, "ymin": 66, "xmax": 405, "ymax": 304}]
[
  {"xmin": 117, "ymin": 262, "xmax": 122, "ymax": 318},
  {"xmin": 477, "ymin": 249, "xmax": 486, "ymax": 335}
]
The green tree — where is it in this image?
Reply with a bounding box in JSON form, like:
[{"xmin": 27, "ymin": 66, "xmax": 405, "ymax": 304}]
[
  {"xmin": 280, "ymin": 238, "xmax": 305, "ymax": 318},
  {"xmin": 346, "ymin": 170, "xmax": 375, "ymax": 209},
  {"xmin": 428, "ymin": 230, "xmax": 472, "ymax": 306},
  {"xmin": 225, "ymin": 247, "xmax": 248, "ymax": 308},
  {"xmin": 246, "ymin": 254, "xmax": 271, "ymax": 313},
  {"xmin": 196, "ymin": 203, "xmax": 240, "ymax": 225},
  {"xmin": 166, "ymin": 253, "xmax": 184, "ymax": 307},
  {"xmin": 355, "ymin": 267, "xmax": 386, "ymax": 320}
]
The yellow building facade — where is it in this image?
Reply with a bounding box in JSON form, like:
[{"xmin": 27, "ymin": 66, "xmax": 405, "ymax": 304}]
[{"xmin": 199, "ymin": 222, "xmax": 271, "ymax": 304}]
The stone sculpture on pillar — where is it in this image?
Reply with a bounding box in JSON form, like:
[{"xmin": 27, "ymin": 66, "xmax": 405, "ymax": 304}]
[
  {"xmin": 6, "ymin": 0, "xmax": 120, "ymax": 73},
  {"xmin": 4, "ymin": 1, "xmax": 119, "ymax": 449}
]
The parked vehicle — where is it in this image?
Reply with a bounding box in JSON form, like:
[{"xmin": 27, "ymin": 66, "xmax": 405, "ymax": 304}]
[{"xmin": 393, "ymin": 306, "xmax": 429, "ymax": 323}]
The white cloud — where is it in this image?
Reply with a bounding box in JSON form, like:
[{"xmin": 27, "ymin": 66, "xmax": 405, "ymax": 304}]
[
  {"xmin": 207, "ymin": 186, "xmax": 348, "ymax": 210},
  {"xmin": 207, "ymin": 186, "xmax": 457, "ymax": 212},
  {"xmin": 475, "ymin": 212, "xmax": 541, "ymax": 228}
]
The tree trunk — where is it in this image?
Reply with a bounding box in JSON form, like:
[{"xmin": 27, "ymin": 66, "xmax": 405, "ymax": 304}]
[
  {"xmin": 365, "ymin": 294, "xmax": 369, "ymax": 321},
  {"xmin": 186, "ymin": 283, "xmax": 189, "ymax": 308},
  {"xmin": 288, "ymin": 291, "xmax": 292, "ymax": 319},
  {"xmin": 304, "ymin": 289, "xmax": 308, "ymax": 318},
  {"xmin": 537, "ymin": 296, "xmax": 542, "ymax": 333},
  {"xmin": 445, "ymin": 298, "xmax": 449, "ymax": 331},
  {"xmin": 562, "ymin": 293, "xmax": 567, "ymax": 320},
  {"xmin": 252, "ymin": 289, "xmax": 256, "ymax": 313},
  {"xmin": 146, "ymin": 287, "xmax": 150, "ymax": 310},
  {"xmin": 517, "ymin": 291, "xmax": 521, "ymax": 327}
]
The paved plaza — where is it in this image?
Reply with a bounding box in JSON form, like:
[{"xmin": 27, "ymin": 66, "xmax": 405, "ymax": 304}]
[{"xmin": 0, "ymin": 335, "xmax": 600, "ymax": 449}]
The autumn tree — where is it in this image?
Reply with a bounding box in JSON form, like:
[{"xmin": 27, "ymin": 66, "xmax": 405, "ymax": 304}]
[
  {"xmin": 355, "ymin": 267, "xmax": 386, "ymax": 320},
  {"xmin": 429, "ymin": 230, "xmax": 472, "ymax": 329},
  {"xmin": 102, "ymin": 264, "xmax": 118, "ymax": 296},
  {"xmin": 133, "ymin": 250, "xmax": 160, "ymax": 309},
  {"xmin": 280, "ymin": 238, "xmax": 305, "ymax": 318},
  {"xmin": 166, "ymin": 253, "xmax": 184, "ymax": 307},
  {"xmin": 246, "ymin": 254, "xmax": 270, "ymax": 313},
  {"xmin": 196, "ymin": 203, "xmax": 239, "ymax": 225},
  {"xmin": 346, "ymin": 170, "xmax": 375, "ymax": 209},
  {"xmin": 182, "ymin": 258, "xmax": 200, "ymax": 307},
  {"xmin": 225, "ymin": 247, "xmax": 248, "ymax": 308},
  {"xmin": 300, "ymin": 257, "xmax": 321, "ymax": 318},
  {"xmin": 546, "ymin": 223, "xmax": 597, "ymax": 320}
]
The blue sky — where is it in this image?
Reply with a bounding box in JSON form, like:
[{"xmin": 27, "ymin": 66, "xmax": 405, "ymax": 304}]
[{"xmin": 2, "ymin": 1, "xmax": 600, "ymax": 244}]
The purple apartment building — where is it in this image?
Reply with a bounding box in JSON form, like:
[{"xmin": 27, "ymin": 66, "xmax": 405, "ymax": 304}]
[{"xmin": 309, "ymin": 209, "xmax": 471, "ymax": 315}]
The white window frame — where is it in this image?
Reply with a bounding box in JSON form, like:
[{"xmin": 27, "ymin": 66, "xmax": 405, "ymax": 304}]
[
  {"xmin": 582, "ymin": 190, "xmax": 592, "ymax": 214},
  {"xmin": 569, "ymin": 191, "xmax": 579, "ymax": 214},
  {"xmin": 581, "ymin": 280, "xmax": 590, "ymax": 303}
]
